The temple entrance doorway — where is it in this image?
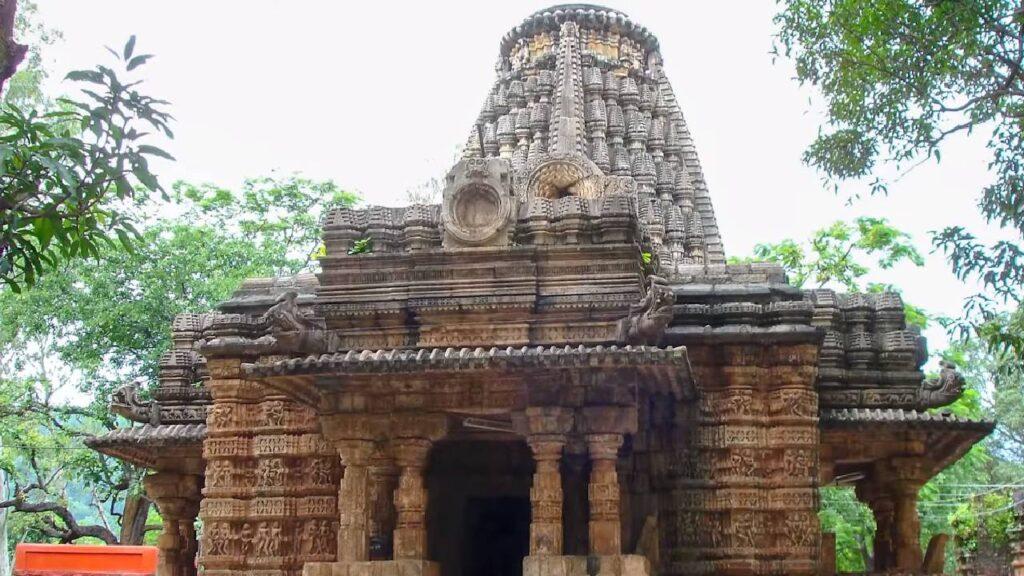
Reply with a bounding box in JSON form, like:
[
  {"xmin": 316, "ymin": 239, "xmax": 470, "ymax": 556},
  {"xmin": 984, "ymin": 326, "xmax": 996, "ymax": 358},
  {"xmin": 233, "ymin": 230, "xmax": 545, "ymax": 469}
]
[
  {"xmin": 463, "ymin": 496, "xmax": 530, "ymax": 576},
  {"xmin": 426, "ymin": 438, "xmax": 533, "ymax": 576}
]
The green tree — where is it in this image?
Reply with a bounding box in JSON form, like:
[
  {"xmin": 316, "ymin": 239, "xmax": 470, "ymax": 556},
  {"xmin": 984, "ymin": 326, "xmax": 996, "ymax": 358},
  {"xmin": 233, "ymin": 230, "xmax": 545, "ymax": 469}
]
[
  {"xmin": 0, "ymin": 176, "xmax": 358, "ymax": 547},
  {"xmin": 738, "ymin": 216, "xmax": 924, "ymax": 292},
  {"xmin": 773, "ymin": 0, "xmax": 1024, "ymax": 361},
  {"xmin": 730, "ymin": 216, "xmax": 928, "ymax": 327},
  {"xmin": 0, "ymin": 36, "xmax": 172, "ymax": 293}
]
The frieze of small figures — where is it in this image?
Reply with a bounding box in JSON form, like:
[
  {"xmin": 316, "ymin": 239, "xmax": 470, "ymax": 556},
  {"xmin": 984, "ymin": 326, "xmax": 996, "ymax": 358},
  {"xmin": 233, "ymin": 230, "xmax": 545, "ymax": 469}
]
[
  {"xmin": 694, "ymin": 425, "xmax": 762, "ymax": 449},
  {"xmin": 250, "ymin": 497, "xmax": 296, "ymax": 518},
  {"xmin": 766, "ymin": 426, "xmax": 818, "ymax": 447},
  {"xmin": 296, "ymin": 495, "xmax": 337, "ymax": 517},
  {"xmin": 767, "ymin": 388, "xmax": 817, "ymax": 419},
  {"xmin": 714, "ymin": 487, "xmax": 766, "ymax": 510},
  {"xmin": 768, "ymin": 488, "xmax": 816, "ymax": 510},
  {"xmin": 199, "ymin": 498, "xmax": 247, "ymax": 520},
  {"xmin": 203, "ymin": 438, "xmax": 252, "ymax": 459},
  {"xmin": 254, "ymin": 435, "xmax": 300, "ymax": 457},
  {"xmin": 420, "ymin": 324, "xmax": 529, "ymax": 348},
  {"xmin": 531, "ymin": 322, "xmax": 618, "ymax": 344}
]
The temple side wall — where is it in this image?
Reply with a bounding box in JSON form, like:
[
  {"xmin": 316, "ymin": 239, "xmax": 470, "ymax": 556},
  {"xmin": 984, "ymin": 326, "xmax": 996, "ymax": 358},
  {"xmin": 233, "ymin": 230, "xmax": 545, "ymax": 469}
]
[
  {"xmin": 199, "ymin": 357, "xmax": 341, "ymax": 576},
  {"xmin": 659, "ymin": 341, "xmax": 820, "ymax": 576}
]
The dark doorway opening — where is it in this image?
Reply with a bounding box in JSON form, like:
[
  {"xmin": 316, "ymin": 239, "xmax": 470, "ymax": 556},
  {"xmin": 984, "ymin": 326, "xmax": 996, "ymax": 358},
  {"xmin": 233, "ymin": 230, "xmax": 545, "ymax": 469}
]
[
  {"xmin": 462, "ymin": 496, "xmax": 530, "ymax": 576},
  {"xmin": 426, "ymin": 439, "xmax": 534, "ymax": 576}
]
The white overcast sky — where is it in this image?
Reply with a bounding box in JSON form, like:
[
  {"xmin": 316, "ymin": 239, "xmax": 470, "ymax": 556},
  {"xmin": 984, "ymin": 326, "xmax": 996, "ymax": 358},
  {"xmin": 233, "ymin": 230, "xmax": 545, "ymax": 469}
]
[{"xmin": 37, "ymin": 1, "xmax": 1002, "ymax": 356}]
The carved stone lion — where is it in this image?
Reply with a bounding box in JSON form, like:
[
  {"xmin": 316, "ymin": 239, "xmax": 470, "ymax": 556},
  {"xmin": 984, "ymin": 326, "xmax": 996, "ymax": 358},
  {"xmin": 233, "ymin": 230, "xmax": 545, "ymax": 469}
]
[
  {"xmin": 254, "ymin": 291, "xmax": 325, "ymax": 354},
  {"xmin": 111, "ymin": 379, "xmax": 157, "ymax": 424},
  {"xmin": 617, "ymin": 275, "xmax": 675, "ymax": 345},
  {"xmin": 918, "ymin": 360, "xmax": 965, "ymax": 409}
]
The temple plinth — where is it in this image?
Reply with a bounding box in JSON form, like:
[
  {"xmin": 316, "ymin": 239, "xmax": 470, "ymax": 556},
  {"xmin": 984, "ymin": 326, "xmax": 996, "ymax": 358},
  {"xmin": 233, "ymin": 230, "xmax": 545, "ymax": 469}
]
[{"xmin": 86, "ymin": 5, "xmax": 993, "ymax": 576}]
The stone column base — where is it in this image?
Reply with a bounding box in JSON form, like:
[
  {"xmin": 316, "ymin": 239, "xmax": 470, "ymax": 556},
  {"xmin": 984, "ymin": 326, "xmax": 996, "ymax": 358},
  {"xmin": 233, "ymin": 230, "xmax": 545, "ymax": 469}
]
[
  {"xmin": 303, "ymin": 560, "xmax": 439, "ymax": 576},
  {"xmin": 523, "ymin": 555, "xmax": 650, "ymax": 576}
]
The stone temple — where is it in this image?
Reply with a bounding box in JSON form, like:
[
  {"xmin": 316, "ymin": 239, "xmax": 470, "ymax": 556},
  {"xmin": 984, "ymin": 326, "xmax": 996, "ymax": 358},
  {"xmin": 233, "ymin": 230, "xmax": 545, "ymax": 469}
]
[{"xmin": 87, "ymin": 5, "xmax": 994, "ymax": 576}]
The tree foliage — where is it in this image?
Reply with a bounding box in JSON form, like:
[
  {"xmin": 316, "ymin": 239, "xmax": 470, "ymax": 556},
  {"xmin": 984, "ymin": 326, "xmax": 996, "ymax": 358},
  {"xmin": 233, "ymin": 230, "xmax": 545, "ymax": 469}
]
[
  {"xmin": 0, "ymin": 175, "xmax": 358, "ymax": 547},
  {"xmin": 730, "ymin": 216, "xmax": 928, "ymax": 327},
  {"xmin": 741, "ymin": 216, "xmax": 924, "ymax": 292},
  {"xmin": 0, "ymin": 36, "xmax": 172, "ymax": 293},
  {"xmin": 774, "ymin": 0, "xmax": 1024, "ymax": 361}
]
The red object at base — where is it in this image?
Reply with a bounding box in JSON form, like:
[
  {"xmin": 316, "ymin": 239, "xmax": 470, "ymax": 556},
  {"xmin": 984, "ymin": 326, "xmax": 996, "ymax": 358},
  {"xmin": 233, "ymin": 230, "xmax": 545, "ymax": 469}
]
[{"xmin": 14, "ymin": 544, "xmax": 158, "ymax": 576}]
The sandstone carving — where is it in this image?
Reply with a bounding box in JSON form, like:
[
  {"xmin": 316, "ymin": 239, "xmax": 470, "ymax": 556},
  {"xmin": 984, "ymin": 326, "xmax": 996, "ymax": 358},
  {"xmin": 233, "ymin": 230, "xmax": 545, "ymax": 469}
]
[
  {"xmin": 918, "ymin": 360, "xmax": 966, "ymax": 409},
  {"xmin": 617, "ymin": 275, "xmax": 675, "ymax": 345}
]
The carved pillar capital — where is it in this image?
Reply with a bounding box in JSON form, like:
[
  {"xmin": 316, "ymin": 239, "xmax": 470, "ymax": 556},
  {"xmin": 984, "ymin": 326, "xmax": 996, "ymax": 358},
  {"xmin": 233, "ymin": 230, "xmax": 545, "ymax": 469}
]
[
  {"xmin": 144, "ymin": 472, "xmax": 202, "ymax": 576},
  {"xmin": 587, "ymin": 433, "xmax": 625, "ymax": 459}
]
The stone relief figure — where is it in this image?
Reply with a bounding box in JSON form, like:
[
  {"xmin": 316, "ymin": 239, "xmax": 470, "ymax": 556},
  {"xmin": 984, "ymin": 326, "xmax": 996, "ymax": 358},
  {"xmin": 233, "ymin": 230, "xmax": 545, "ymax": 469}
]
[
  {"xmin": 918, "ymin": 360, "xmax": 966, "ymax": 408},
  {"xmin": 617, "ymin": 275, "xmax": 675, "ymax": 345},
  {"xmin": 255, "ymin": 291, "xmax": 326, "ymax": 354},
  {"xmin": 209, "ymin": 404, "xmax": 234, "ymax": 429},
  {"xmin": 312, "ymin": 520, "xmax": 333, "ymax": 555},
  {"xmin": 307, "ymin": 458, "xmax": 333, "ymax": 486},
  {"xmin": 256, "ymin": 458, "xmax": 287, "ymax": 487},
  {"xmin": 261, "ymin": 400, "xmax": 286, "ymax": 427},
  {"xmin": 207, "ymin": 460, "xmax": 233, "ymax": 487},
  {"xmin": 239, "ymin": 523, "xmax": 253, "ymax": 555},
  {"xmin": 254, "ymin": 522, "xmax": 272, "ymax": 556}
]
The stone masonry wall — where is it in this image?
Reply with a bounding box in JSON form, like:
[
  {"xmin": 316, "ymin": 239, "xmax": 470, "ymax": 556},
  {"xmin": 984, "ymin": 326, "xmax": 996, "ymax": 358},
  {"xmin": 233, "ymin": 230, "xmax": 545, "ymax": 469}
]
[
  {"xmin": 659, "ymin": 341, "xmax": 820, "ymax": 576},
  {"xmin": 199, "ymin": 358, "xmax": 341, "ymax": 576}
]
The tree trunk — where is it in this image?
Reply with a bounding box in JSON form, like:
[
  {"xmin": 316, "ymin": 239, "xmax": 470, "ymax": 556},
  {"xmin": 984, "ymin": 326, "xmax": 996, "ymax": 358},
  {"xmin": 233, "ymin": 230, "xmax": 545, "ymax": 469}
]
[
  {"xmin": 0, "ymin": 0, "xmax": 26, "ymax": 96},
  {"xmin": 119, "ymin": 494, "xmax": 152, "ymax": 545},
  {"xmin": 0, "ymin": 437, "xmax": 8, "ymax": 576}
]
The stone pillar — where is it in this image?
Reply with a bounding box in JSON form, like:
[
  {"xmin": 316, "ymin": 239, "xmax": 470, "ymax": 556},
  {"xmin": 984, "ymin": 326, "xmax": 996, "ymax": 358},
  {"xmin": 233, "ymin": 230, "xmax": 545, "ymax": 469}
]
[
  {"xmin": 527, "ymin": 436, "xmax": 566, "ymax": 555},
  {"xmin": 144, "ymin": 472, "xmax": 202, "ymax": 576},
  {"xmin": 857, "ymin": 460, "xmax": 926, "ymax": 573},
  {"xmin": 392, "ymin": 438, "xmax": 431, "ymax": 560},
  {"xmin": 588, "ymin": 433, "xmax": 624, "ymax": 555},
  {"xmin": 369, "ymin": 455, "xmax": 399, "ymax": 560},
  {"xmin": 857, "ymin": 485, "xmax": 896, "ymax": 571},
  {"xmin": 893, "ymin": 480, "xmax": 924, "ymax": 571},
  {"xmin": 337, "ymin": 439, "xmax": 375, "ymax": 562},
  {"xmin": 523, "ymin": 407, "xmax": 574, "ymax": 556}
]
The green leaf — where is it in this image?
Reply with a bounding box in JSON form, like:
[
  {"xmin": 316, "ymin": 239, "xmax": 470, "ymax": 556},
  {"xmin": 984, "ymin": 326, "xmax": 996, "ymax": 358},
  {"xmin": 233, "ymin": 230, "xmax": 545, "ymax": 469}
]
[
  {"xmin": 348, "ymin": 236, "xmax": 373, "ymax": 255},
  {"xmin": 32, "ymin": 218, "xmax": 55, "ymax": 251},
  {"xmin": 65, "ymin": 70, "xmax": 104, "ymax": 84},
  {"xmin": 126, "ymin": 54, "xmax": 153, "ymax": 72},
  {"xmin": 123, "ymin": 35, "xmax": 137, "ymax": 61},
  {"xmin": 136, "ymin": 144, "xmax": 175, "ymax": 160},
  {"xmin": 132, "ymin": 162, "xmax": 161, "ymax": 192}
]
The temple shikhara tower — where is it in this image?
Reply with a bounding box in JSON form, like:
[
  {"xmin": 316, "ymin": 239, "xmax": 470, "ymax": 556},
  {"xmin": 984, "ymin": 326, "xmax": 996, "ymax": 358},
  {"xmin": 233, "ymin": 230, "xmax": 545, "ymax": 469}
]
[{"xmin": 87, "ymin": 5, "xmax": 993, "ymax": 576}]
